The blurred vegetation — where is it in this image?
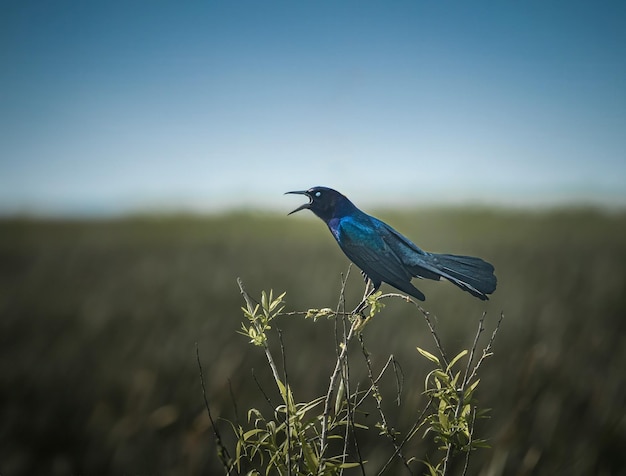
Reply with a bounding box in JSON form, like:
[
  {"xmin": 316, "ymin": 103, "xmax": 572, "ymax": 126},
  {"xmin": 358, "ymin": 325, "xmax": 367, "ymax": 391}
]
[{"xmin": 0, "ymin": 208, "xmax": 625, "ymax": 475}]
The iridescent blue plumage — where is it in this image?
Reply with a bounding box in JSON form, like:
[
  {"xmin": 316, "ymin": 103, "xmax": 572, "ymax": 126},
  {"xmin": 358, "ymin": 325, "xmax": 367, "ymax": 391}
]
[{"xmin": 287, "ymin": 186, "xmax": 497, "ymax": 301}]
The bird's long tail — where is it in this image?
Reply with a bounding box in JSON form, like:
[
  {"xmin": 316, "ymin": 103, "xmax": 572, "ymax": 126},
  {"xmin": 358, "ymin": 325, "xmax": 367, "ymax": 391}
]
[{"xmin": 419, "ymin": 253, "xmax": 497, "ymax": 300}]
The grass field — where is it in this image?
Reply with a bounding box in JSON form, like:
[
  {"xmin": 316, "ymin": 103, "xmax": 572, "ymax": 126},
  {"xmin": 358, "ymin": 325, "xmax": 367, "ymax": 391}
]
[{"xmin": 1, "ymin": 208, "xmax": 625, "ymax": 475}]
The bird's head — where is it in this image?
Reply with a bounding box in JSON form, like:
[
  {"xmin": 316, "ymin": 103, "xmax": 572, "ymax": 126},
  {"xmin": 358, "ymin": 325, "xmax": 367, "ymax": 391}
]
[{"xmin": 285, "ymin": 186, "xmax": 353, "ymax": 222}]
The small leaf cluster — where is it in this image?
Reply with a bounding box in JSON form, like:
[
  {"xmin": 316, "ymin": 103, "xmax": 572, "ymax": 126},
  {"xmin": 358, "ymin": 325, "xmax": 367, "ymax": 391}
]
[
  {"xmin": 239, "ymin": 290, "xmax": 286, "ymax": 346},
  {"xmin": 233, "ymin": 289, "xmax": 363, "ymax": 475},
  {"xmin": 417, "ymin": 347, "xmax": 489, "ymax": 475},
  {"xmin": 234, "ymin": 390, "xmax": 331, "ymax": 475}
]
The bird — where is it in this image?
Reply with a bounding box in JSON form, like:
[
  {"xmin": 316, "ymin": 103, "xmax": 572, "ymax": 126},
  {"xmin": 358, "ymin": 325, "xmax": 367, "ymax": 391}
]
[{"xmin": 286, "ymin": 186, "xmax": 497, "ymax": 303}]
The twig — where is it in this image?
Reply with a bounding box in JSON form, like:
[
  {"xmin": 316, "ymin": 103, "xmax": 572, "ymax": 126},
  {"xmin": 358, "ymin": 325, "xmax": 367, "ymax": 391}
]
[
  {"xmin": 196, "ymin": 343, "xmax": 236, "ymax": 475},
  {"xmin": 277, "ymin": 310, "xmax": 355, "ymax": 317},
  {"xmin": 462, "ymin": 312, "xmax": 486, "ymax": 388},
  {"xmin": 358, "ymin": 333, "xmax": 412, "ymax": 475},
  {"xmin": 377, "ymin": 396, "xmax": 434, "ymax": 475},
  {"xmin": 339, "ymin": 333, "xmax": 352, "ymax": 471},
  {"xmin": 392, "ymin": 358, "xmax": 404, "ymax": 407},
  {"xmin": 251, "ymin": 369, "xmax": 275, "ymax": 411},
  {"xmin": 237, "ymin": 278, "xmax": 283, "ymax": 389},
  {"xmin": 278, "ymin": 328, "xmax": 293, "ymax": 476},
  {"xmin": 321, "ymin": 320, "xmax": 356, "ymax": 422},
  {"xmin": 377, "ymin": 292, "xmax": 450, "ymax": 368},
  {"xmin": 352, "ymin": 278, "xmax": 376, "ymax": 315},
  {"xmin": 228, "ymin": 379, "xmax": 240, "ymax": 428},
  {"xmin": 341, "ymin": 368, "xmax": 367, "ymax": 476},
  {"xmin": 467, "ymin": 312, "xmax": 504, "ymax": 383},
  {"xmin": 319, "ymin": 267, "xmax": 356, "ymax": 473},
  {"xmin": 333, "ymin": 270, "xmax": 349, "ymax": 365},
  {"xmin": 335, "ymin": 270, "xmax": 367, "ymax": 475},
  {"xmin": 354, "ymin": 355, "xmax": 402, "ymax": 409}
]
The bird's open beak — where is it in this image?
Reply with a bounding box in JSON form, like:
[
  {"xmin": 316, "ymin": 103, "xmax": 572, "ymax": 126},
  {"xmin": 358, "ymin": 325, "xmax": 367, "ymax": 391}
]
[{"xmin": 285, "ymin": 190, "xmax": 311, "ymax": 215}]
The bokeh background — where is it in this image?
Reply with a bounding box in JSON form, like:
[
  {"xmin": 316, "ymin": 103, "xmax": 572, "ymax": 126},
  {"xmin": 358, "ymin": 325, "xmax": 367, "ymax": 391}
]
[{"xmin": 1, "ymin": 1, "xmax": 625, "ymax": 475}]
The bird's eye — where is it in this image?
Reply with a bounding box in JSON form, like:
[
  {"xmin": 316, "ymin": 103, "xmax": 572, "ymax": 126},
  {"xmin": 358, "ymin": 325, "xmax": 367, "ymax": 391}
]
[{"xmin": 315, "ymin": 191, "xmax": 321, "ymax": 198}]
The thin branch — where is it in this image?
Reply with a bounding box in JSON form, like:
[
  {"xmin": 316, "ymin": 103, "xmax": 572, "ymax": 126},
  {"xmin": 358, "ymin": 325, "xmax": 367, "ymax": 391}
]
[
  {"xmin": 251, "ymin": 369, "xmax": 275, "ymax": 411},
  {"xmin": 392, "ymin": 357, "xmax": 404, "ymax": 407},
  {"xmin": 340, "ymin": 341, "xmax": 352, "ymax": 472},
  {"xmin": 462, "ymin": 312, "xmax": 486, "ymax": 389},
  {"xmin": 341, "ymin": 362, "xmax": 367, "ymax": 476},
  {"xmin": 319, "ymin": 321, "xmax": 357, "ymax": 463},
  {"xmin": 335, "ymin": 263, "xmax": 367, "ymax": 476},
  {"xmin": 352, "ymin": 278, "xmax": 376, "ymax": 315},
  {"xmin": 277, "ymin": 328, "xmax": 293, "ymax": 476},
  {"xmin": 377, "ymin": 292, "xmax": 451, "ymax": 368},
  {"xmin": 227, "ymin": 379, "xmax": 240, "ymax": 427},
  {"xmin": 277, "ymin": 310, "xmax": 354, "ymax": 317},
  {"xmin": 467, "ymin": 312, "xmax": 504, "ymax": 383},
  {"xmin": 354, "ymin": 354, "xmax": 401, "ymax": 409},
  {"xmin": 196, "ymin": 343, "xmax": 237, "ymax": 475},
  {"xmin": 377, "ymin": 396, "xmax": 435, "ymax": 475},
  {"xmin": 337, "ymin": 276, "xmax": 368, "ymax": 476},
  {"xmin": 358, "ymin": 333, "xmax": 412, "ymax": 475},
  {"xmin": 237, "ymin": 278, "xmax": 283, "ymax": 388},
  {"xmin": 319, "ymin": 267, "xmax": 354, "ymax": 471},
  {"xmin": 335, "ymin": 265, "xmax": 351, "ymax": 363}
]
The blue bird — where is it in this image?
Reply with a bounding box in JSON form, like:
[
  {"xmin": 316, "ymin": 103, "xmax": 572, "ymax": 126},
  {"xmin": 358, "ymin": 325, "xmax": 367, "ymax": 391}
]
[{"xmin": 287, "ymin": 186, "xmax": 497, "ymax": 303}]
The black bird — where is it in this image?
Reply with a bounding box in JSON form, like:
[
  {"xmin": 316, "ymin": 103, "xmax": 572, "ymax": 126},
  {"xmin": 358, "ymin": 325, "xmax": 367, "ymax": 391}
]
[{"xmin": 287, "ymin": 186, "xmax": 497, "ymax": 302}]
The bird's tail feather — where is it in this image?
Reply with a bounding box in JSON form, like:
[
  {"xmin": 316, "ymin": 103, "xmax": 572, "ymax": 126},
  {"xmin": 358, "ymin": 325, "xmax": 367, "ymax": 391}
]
[{"xmin": 420, "ymin": 253, "xmax": 497, "ymax": 300}]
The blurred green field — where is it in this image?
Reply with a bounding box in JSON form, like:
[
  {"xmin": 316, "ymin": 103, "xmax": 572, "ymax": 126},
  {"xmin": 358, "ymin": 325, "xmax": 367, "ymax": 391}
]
[{"xmin": 1, "ymin": 208, "xmax": 625, "ymax": 475}]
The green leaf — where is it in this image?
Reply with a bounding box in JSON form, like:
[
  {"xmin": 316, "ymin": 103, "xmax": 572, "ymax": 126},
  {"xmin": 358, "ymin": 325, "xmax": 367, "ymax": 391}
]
[
  {"xmin": 297, "ymin": 396, "xmax": 325, "ymax": 415},
  {"xmin": 464, "ymin": 379, "xmax": 480, "ymax": 400},
  {"xmin": 339, "ymin": 461, "xmax": 365, "ymax": 469},
  {"xmin": 451, "ymin": 371, "xmax": 460, "ymax": 388},
  {"xmin": 334, "ymin": 378, "xmax": 346, "ymax": 415},
  {"xmin": 417, "ymin": 346, "xmax": 441, "ymax": 365},
  {"xmin": 422, "ymin": 460, "xmax": 442, "ymax": 476},
  {"xmin": 447, "ymin": 349, "xmax": 468, "ymax": 372},
  {"xmin": 235, "ymin": 439, "xmax": 243, "ymax": 471},
  {"xmin": 432, "ymin": 369, "xmax": 450, "ymax": 385},
  {"xmin": 285, "ymin": 384, "xmax": 296, "ymax": 414},
  {"xmin": 243, "ymin": 428, "xmax": 266, "ymax": 441},
  {"xmin": 472, "ymin": 438, "xmax": 491, "ymax": 448},
  {"xmin": 275, "ymin": 380, "xmax": 296, "ymax": 416},
  {"xmin": 302, "ymin": 442, "xmax": 319, "ymax": 471},
  {"xmin": 248, "ymin": 408, "xmax": 264, "ymax": 424},
  {"xmin": 269, "ymin": 292, "xmax": 286, "ymax": 312}
]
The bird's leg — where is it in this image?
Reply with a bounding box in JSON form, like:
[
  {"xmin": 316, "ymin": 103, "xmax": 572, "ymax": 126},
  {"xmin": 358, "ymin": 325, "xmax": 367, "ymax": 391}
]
[{"xmin": 352, "ymin": 278, "xmax": 377, "ymax": 315}]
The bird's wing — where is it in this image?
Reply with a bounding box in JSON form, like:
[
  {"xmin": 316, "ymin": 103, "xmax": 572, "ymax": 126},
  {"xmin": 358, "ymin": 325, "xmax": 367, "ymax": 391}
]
[
  {"xmin": 374, "ymin": 219, "xmax": 427, "ymax": 256},
  {"xmin": 374, "ymin": 219, "xmax": 442, "ymax": 280},
  {"xmin": 376, "ymin": 219, "xmax": 495, "ymax": 298},
  {"xmin": 335, "ymin": 216, "xmax": 413, "ymax": 286}
]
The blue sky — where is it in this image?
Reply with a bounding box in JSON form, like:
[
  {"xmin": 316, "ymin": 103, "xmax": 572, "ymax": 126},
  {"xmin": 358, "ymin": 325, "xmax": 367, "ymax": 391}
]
[{"xmin": 1, "ymin": 1, "xmax": 625, "ymax": 215}]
